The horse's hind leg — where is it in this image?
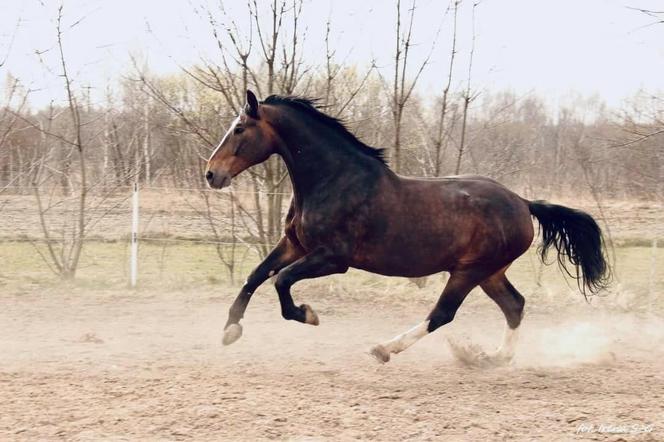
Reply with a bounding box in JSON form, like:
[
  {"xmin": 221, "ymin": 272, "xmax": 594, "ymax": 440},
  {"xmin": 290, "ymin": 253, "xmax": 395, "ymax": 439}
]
[
  {"xmin": 370, "ymin": 269, "xmax": 485, "ymax": 363},
  {"xmin": 479, "ymin": 271, "xmax": 525, "ymax": 362}
]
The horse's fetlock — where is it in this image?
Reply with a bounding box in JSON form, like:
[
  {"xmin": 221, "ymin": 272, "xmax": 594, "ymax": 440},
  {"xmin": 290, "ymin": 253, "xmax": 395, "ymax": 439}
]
[
  {"xmin": 228, "ymin": 305, "xmax": 243, "ymax": 322},
  {"xmin": 281, "ymin": 308, "xmax": 296, "ymax": 321}
]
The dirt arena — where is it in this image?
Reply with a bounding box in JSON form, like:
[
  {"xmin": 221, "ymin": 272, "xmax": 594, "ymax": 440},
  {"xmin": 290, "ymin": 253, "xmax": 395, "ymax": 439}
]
[{"xmin": 1, "ymin": 281, "xmax": 662, "ymax": 441}]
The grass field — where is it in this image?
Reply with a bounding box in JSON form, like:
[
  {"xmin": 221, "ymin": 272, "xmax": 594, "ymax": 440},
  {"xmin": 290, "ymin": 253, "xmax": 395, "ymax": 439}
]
[
  {"xmin": 2, "ymin": 192, "xmax": 662, "ymax": 304},
  {"xmin": 2, "ymin": 240, "xmax": 662, "ymax": 314}
]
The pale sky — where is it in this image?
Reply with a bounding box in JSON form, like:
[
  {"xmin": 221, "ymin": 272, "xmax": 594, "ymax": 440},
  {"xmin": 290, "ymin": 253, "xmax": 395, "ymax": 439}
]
[{"xmin": 1, "ymin": 0, "xmax": 663, "ymax": 111}]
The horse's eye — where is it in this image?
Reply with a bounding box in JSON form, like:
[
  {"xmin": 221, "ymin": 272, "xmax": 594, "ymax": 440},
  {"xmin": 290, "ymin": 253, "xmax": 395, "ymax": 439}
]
[{"xmin": 234, "ymin": 126, "xmax": 245, "ymax": 135}]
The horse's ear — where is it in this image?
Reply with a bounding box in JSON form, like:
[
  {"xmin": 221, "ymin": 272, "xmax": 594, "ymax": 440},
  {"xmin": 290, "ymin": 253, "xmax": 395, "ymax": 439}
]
[{"xmin": 245, "ymin": 90, "xmax": 259, "ymax": 119}]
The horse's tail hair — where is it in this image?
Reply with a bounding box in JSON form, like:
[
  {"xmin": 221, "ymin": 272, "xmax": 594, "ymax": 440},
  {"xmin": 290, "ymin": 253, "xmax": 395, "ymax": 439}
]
[{"xmin": 528, "ymin": 200, "xmax": 611, "ymax": 298}]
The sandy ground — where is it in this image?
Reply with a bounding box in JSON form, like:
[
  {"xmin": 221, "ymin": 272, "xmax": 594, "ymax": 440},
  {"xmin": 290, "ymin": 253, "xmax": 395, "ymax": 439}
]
[{"xmin": 1, "ymin": 286, "xmax": 663, "ymax": 441}]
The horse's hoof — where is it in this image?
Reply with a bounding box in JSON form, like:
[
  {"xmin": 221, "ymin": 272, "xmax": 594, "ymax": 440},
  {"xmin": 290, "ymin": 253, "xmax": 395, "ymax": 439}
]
[
  {"xmin": 301, "ymin": 304, "xmax": 319, "ymax": 326},
  {"xmin": 222, "ymin": 323, "xmax": 243, "ymax": 346},
  {"xmin": 370, "ymin": 344, "xmax": 390, "ymax": 363}
]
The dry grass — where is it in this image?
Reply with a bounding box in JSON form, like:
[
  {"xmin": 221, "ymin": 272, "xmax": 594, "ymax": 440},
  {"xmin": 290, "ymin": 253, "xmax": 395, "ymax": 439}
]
[{"xmin": 1, "ymin": 239, "xmax": 662, "ymax": 316}]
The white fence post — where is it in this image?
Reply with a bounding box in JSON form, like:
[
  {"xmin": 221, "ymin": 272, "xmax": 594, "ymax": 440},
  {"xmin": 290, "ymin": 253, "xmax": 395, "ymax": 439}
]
[
  {"xmin": 650, "ymin": 237, "xmax": 658, "ymax": 308},
  {"xmin": 130, "ymin": 182, "xmax": 139, "ymax": 287}
]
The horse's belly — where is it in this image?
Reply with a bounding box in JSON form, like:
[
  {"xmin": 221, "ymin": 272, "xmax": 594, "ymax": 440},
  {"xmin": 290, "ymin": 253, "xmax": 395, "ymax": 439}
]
[
  {"xmin": 350, "ymin": 237, "xmax": 460, "ymax": 277},
  {"xmin": 351, "ymin": 261, "xmax": 448, "ymax": 278}
]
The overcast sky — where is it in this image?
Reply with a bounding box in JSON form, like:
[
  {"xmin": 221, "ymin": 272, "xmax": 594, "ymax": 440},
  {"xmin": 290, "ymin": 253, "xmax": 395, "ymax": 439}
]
[{"xmin": 1, "ymin": 0, "xmax": 662, "ymax": 111}]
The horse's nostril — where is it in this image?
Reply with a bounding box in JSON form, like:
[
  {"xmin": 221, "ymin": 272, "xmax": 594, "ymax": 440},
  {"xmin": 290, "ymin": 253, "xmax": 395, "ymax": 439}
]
[{"xmin": 205, "ymin": 170, "xmax": 214, "ymax": 183}]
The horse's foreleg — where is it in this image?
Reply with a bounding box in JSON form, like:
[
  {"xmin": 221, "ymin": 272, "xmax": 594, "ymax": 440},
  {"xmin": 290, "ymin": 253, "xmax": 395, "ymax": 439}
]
[
  {"xmin": 223, "ymin": 237, "xmax": 303, "ymax": 345},
  {"xmin": 274, "ymin": 247, "xmax": 349, "ymax": 325},
  {"xmin": 371, "ymin": 270, "xmax": 483, "ymax": 363}
]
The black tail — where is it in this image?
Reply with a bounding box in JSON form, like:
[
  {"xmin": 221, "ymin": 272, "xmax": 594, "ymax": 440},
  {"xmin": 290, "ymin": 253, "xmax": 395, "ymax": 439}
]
[{"xmin": 528, "ymin": 200, "xmax": 611, "ymax": 297}]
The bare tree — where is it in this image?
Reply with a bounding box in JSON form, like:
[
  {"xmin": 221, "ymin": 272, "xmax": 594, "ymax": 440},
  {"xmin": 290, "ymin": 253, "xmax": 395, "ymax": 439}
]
[
  {"xmin": 22, "ymin": 5, "xmax": 138, "ymax": 279},
  {"xmin": 0, "ymin": 15, "xmax": 21, "ymax": 69},
  {"xmin": 454, "ymin": 0, "xmax": 480, "ymax": 175},
  {"xmin": 32, "ymin": 5, "xmax": 89, "ymax": 279},
  {"xmin": 433, "ymin": 0, "xmax": 459, "ymax": 176},
  {"xmin": 323, "ymin": 19, "xmax": 337, "ymax": 106},
  {"xmin": 0, "ymin": 76, "xmax": 31, "ymax": 191},
  {"xmin": 627, "ymin": 6, "xmax": 664, "ymax": 30},
  {"xmin": 388, "ymin": 0, "xmax": 432, "ymax": 173}
]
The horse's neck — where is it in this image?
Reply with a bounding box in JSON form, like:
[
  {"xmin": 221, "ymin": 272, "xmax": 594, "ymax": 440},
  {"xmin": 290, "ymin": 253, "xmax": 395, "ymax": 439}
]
[{"xmin": 277, "ymin": 132, "xmax": 383, "ymax": 206}]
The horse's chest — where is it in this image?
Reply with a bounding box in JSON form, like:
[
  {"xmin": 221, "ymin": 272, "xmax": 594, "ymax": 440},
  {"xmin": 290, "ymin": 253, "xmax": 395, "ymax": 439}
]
[
  {"xmin": 288, "ymin": 209, "xmax": 344, "ymax": 251},
  {"xmin": 289, "ymin": 213, "xmax": 318, "ymax": 250}
]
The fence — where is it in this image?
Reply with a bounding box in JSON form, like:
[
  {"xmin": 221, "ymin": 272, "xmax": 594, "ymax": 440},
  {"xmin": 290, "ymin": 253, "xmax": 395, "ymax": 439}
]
[
  {"xmin": 1, "ymin": 185, "xmax": 662, "ymax": 306},
  {"xmin": 1, "ymin": 184, "xmax": 293, "ymax": 286}
]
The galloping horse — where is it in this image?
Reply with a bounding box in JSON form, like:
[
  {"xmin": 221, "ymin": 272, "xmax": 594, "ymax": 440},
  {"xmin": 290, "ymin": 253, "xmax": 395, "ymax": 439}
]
[{"xmin": 206, "ymin": 90, "xmax": 610, "ymax": 363}]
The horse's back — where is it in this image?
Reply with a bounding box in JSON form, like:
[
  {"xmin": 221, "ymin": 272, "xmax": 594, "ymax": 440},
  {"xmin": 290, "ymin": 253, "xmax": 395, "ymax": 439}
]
[
  {"xmin": 351, "ymin": 173, "xmax": 534, "ymax": 276},
  {"xmin": 402, "ymin": 174, "xmax": 534, "ymax": 247},
  {"xmin": 398, "ymin": 174, "xmax": 528, "ymax": 216}
]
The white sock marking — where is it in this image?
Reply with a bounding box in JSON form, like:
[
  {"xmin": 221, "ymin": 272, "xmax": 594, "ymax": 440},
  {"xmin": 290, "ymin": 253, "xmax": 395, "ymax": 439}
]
[
  {"xmin": 493, "ymin": 326, "xmax": 519, "ymax": 358},
  {"xmin": 381, "ymin": 321, "xmax": 430, "ymax": 355}
]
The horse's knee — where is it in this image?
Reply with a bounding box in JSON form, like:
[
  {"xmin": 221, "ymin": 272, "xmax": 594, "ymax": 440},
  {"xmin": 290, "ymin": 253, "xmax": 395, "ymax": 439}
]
[{"xmin": 240, "ymin": 281, "xmax": 254, "ymax": 295}]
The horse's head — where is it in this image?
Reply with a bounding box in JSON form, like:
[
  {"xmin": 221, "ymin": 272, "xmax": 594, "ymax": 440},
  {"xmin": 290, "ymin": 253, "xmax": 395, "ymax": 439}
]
[{"xmin": 205, "ymin": 90, "xmax": 277, "ymax": 189}]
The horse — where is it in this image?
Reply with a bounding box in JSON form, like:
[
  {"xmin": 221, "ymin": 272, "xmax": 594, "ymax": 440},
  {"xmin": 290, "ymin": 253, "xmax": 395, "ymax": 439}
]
[{"xmin": 205, "ymin": 90, "xmax": 610, "ymax": 364}]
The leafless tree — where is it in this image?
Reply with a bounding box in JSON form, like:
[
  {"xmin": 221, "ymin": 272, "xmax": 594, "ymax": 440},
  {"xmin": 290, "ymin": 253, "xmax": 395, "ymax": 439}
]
[
  {"xmin": 19, "ymin": 5, "xmax": 139, "ymax": 278},
  {"xmin": 454, "ymin": 0, "xmax": 480, "ymax": 175},
  {"xmin": 627, "ymin": 6, "xmax": 664, "ymax": 30},
  {"xmin": 388, "ymin": 0, "xmax": 432, "ymax": 173},
  {"xmin": 0, "ymin": 76, "xmax": 31, "ymax": 192},
  {"xmin": 433, "ymin": 0, "xmax": 459, "ymax": 176},
  {"xmin": 31, "ymin": 6, "xmax": 89, "ymax": 279}
]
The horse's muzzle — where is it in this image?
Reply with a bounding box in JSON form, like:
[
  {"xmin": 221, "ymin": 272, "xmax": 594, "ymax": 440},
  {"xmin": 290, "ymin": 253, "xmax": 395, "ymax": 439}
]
[{"xmin": 206, "ymin": 170, "xmax": 231, "ymax": 189}]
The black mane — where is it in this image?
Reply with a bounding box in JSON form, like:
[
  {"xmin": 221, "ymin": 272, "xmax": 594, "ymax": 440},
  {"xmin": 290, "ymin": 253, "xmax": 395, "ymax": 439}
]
[{"xmin": 262, "ymin": 95, "xmax": 387, "ymax": 165}]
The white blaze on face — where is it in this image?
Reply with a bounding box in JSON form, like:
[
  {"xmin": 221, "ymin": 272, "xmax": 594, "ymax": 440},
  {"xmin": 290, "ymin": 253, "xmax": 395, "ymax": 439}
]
[{"xmin": 209, "ymin": 115, "xmax": 240, "ymax": 161}]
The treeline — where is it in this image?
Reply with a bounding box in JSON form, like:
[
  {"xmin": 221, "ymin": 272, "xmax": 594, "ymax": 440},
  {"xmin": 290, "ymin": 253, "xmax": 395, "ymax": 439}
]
[
  {"xmin": 1, "ymin": 71, "xmax": 661, "ymax": 199},
  {"xmin": 1, "ymin": 0, "xmax": 661, "ymax": 202}
]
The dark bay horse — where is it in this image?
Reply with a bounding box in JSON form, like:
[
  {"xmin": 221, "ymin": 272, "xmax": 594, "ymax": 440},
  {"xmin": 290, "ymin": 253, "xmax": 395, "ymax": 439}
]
[{"xmin": 206, "ymin": 90, "xmax": 610, "ymax": 363}]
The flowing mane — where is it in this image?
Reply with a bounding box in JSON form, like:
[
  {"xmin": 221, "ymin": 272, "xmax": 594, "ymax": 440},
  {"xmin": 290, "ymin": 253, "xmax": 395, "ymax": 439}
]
[{"xmin": 262, "ymin": 95, "xmax": 387, "ymax": 165}]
